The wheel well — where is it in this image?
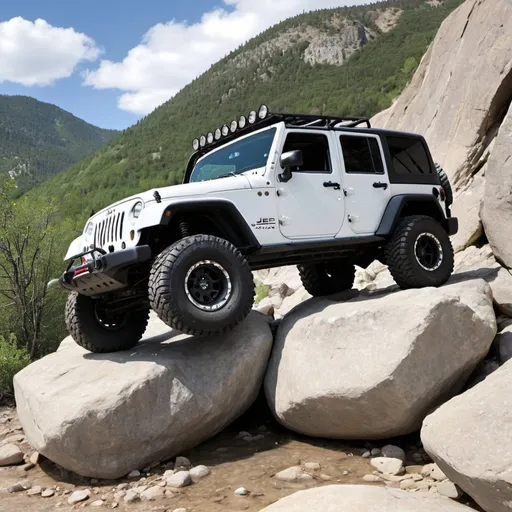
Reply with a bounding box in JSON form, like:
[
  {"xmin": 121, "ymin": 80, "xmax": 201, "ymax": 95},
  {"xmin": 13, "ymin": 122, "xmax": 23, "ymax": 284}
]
[
  {"xmin": 141, "ymin": 205, "xmax": 259, "ymax": 256},
  {"xmin": 399, "ymin": 200, "xmax": 446, "ymax": 225}
]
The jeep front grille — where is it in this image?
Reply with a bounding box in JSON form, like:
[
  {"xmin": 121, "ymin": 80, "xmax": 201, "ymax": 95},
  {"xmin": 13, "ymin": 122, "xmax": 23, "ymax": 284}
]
[{"xmin": 94, "ymin": 212, "xmax": 125, "ymax": 248}]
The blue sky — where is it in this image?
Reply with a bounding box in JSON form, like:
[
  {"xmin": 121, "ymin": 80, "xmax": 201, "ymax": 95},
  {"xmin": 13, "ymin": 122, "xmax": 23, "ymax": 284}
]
[{"xmin": 0, "ymin": 0, "xmax": 355, "ymax": 130}]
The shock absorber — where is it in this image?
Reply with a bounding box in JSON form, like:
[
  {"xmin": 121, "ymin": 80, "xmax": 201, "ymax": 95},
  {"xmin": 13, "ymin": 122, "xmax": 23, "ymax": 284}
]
[{"xmin": 179, "ymin": 221, "xmax": 191, "ymax": 238}]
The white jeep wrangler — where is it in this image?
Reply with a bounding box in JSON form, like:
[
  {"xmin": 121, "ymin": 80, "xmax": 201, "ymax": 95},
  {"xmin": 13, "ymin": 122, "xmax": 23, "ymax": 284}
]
[{"xmin": 57, "ymin": 105, "xmax": 458, "ymax": 353}]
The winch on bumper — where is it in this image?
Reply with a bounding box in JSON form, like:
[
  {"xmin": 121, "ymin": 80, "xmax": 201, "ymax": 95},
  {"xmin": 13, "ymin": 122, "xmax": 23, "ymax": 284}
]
[{"xmin": 57, "ymin": 246, "xmax": 151, "ymax": 296}]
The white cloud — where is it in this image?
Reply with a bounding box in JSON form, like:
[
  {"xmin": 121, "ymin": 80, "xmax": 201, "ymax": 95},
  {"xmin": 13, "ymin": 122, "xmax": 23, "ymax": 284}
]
[
  {"xmin": 0, "ymin": 17, "xmax": 100, "ymax": 86},
  {"xmin": 84, "ymin": 0, "xmax": 359, "ymax": 115}
]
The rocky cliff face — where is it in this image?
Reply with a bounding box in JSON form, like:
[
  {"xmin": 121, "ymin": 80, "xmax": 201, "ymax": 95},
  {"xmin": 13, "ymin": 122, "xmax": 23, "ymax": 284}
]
[{"xmin": 371, "ymin": 0, "xmax": 512, "ymax": 255}]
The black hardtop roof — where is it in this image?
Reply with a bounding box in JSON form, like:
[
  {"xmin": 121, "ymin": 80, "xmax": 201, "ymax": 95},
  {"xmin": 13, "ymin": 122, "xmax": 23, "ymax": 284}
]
[{"xmin": 183, "ymin": 111, "xmax": 427, "ymax": 183}]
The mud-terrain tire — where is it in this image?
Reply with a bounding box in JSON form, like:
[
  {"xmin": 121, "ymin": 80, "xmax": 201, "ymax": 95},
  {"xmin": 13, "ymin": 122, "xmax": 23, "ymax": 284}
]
[
  {"xmin": 65, "ymin": 292, "xmax": 149, "ymax": 353},
  {"xmin": 385, "ymin": 215, "xmax": 454, "ymax": 290},
  {"xmin": 435, "ymin": 162, "xmax": 453, "ymax": 206},
  {"xmin": 149, "ymin": 235, "xmax": 254, "ymax": 336},
  {"xmin": 298, "ymin": 260, "xmax": 356, "ymax": 297}
]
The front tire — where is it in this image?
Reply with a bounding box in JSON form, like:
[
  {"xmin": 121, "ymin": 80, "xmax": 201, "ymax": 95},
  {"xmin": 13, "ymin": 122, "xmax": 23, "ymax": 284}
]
[
  {"xmin": 298, "ymin": 259, "xmax": 355, "ymax": 297},
  {"xmin": 149, "ymin": 235, "xmax": 254, "ymax": 336},
  {"xmin": 65, "ymin": 293, "xmax": 149, "ymax": 353},
  {"xmin": 385, "ymin": 215, "xmax": 454, "ymax": 290}
]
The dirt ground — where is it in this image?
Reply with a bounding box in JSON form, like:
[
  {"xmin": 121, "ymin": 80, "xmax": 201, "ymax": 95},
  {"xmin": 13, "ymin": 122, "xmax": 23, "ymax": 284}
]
[{"xmin": 0, "ymin": 395, "xmax": 480, "ymax": 512}]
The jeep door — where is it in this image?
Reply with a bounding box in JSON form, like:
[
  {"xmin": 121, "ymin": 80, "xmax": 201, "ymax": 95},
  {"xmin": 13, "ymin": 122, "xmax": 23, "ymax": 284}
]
[
  {"xmin": 275, "ymin": 130, "xmax": 344, "ymax": 239},
  {"xmin": 337, "ymin": 132, "xmax": 391, "ymax": 234}
]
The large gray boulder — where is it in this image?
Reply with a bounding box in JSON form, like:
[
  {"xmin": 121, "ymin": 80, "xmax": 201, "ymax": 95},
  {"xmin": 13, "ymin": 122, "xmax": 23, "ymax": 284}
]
[
  {"xmin": 422, "ymin": 360, "xmax": 512, "ymax": 512},
  {"xmin": 265, "ymin": 280, "xmax": 496, "ymax": 439},
  {"xmin": 14, "ymin": 312, "xmax": 273, "ymax": 479},
  {"xmin": 482, "ymin": 103, "xmax": 512, "ymax": 268},
  {"xmin": 259, "ymin": 485, "xmax": 474, "ymax": 511}
]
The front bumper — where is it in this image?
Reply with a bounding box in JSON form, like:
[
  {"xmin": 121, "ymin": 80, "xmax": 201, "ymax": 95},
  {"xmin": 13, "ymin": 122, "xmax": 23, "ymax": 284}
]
[
  {"xmin": 446, "ymin": 217, "xmax": 458, "ymax": 236},
  {"xmin": 57, "ymin": 246, "xmax": 151, "ymax": 296}
]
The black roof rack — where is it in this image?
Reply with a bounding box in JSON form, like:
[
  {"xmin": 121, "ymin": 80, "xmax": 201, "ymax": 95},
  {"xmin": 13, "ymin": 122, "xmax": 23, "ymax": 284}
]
[{"xmin": 276, "ymin": 113, "xmax": 371, "ymax": 129}]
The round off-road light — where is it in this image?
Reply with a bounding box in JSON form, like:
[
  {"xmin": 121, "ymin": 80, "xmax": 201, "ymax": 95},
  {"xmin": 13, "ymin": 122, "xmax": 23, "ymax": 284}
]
[
  {"xmin": 214, "ymin": 128, "xmax": 222, "ymax": 140},
  {"xmin": 207, "ymin": 132, "xmax": 214, "ymax": 144},
  {"xmin": 85, "ymin": 222, "xmax": 94, "ymax": 237},
  {"xmin": 258, "ymin": 104, "xmax": 269, "ymax": 119},
  {"xmin": 221, "ymin": 124, "xmax": 229, "ymax": 136},
  {"xmin": 199, "ymin": 135, "xmax": 206, "ymax": 147},
  {"xmin": 230, "ymin": 120, "xmax": 238, "ymax": 133},
  {"xmin": 248, "ymin": 110, "xmax": 257, "ymax": 124},
  {"xmin": 132, "ymin": 201, "xmax": 143, "ymax": 219},
  {"xmin": 192, "ymin": 138, "xmax": 200, "ymax": 150},
  {"xmin": 239, "ymin": 115, "xmax": 247, "ymax": 129}
]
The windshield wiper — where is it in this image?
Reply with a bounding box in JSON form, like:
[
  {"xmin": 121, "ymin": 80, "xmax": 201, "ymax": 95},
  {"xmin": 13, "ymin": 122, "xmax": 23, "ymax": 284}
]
[{"xmin": 217, "ymin": 171, "xmax": 238, "ymax": 179}]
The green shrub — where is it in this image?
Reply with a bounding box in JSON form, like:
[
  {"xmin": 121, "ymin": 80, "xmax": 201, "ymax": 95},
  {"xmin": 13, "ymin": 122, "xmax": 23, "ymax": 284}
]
[
  {"xmin": 0, "ymin": 334, "xmax": 30, "ymax": 400},
  {"xmin": 255, "ymin": 281, "xmax": 271, "ymax": 304}
]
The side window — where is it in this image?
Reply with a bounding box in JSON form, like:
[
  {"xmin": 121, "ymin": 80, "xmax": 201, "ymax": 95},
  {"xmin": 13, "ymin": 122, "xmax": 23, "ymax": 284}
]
[
  {"xmin": 340, "ymin": 135, "xmax": 384, "ymax": 174},
  {"xmin": 387, "ymin": 136, "xmax": 433, "ymax": 175},
  {"xmin": 282, "ymin": 133, "xmax": 331, "ymax": 173}
]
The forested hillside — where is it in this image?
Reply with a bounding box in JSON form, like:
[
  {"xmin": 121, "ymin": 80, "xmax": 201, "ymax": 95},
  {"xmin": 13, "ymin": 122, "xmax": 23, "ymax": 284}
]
[
  {"xmin": 31, "ymin": 0, "xmax": 463, "ymax": 225},
  {"xmin": 0, "ymin": 96, "xmax": 119, "ymax": 191}
]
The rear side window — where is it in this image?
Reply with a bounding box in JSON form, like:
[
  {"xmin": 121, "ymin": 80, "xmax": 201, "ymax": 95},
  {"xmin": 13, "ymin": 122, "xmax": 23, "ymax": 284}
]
[
  {"xmin": 340, "ymin": 135, "xmax": 384, "ymax": 174},
  {"xmin": 387, "ymin": 136, "xmax": 433, "ymax": 176}
]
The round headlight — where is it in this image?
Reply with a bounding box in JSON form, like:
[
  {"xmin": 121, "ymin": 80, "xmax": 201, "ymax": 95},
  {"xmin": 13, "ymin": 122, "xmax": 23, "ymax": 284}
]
[
  {"xmin": 85, "ymin": 222, "xmax": 94, "ymax": 237},
  {"xmin": 230, "ymin": 120, "xmax": 238, "ymax": 133},
  {"xmin": 133, "ymin": 201, "xmax": 143, "ymax": 219},
  {"xmin": 258, "ymin": 104, "xmax": 269, "ymax": 119},
  {"xmin": 221, "ymin": 124, "xmax": 229, "ymax": 136},
  {"xmin": 207, "ymin": 132, "xmax": 214, "ymax": 144},
  {"xmin": 248, "ymin": 110, "xmax": 257, "ymax": 124},
  {"xmin": 192, "ymin": 138, "xmax": 199, "ymax": 151},
  {"xmin": 199, "ymin": 135, "xmax": 206, "ymax": 147},
  {"xmin": 214, "ymin": 128, "xmax": 222, "ymax": 140},
  {"xmin": 238, "ymin": 115, "xmax": 247, "ymax": 129}
]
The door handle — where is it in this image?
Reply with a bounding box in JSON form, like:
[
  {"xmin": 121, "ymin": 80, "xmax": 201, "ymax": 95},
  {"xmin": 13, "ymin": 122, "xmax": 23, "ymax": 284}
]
[
  {"xmin": 373, "ymin": 182, "xmax": 388, "ymax": 190},
  {"xmin": 324, "ymin": 181, "xmax": 341, "ymax": 190}
]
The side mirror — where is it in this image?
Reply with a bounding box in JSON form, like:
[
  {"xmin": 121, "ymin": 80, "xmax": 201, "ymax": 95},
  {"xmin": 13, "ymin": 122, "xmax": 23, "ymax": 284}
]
[{"xmin": 278, "ymin": 150, "xmax": 303, "ymax": 183}]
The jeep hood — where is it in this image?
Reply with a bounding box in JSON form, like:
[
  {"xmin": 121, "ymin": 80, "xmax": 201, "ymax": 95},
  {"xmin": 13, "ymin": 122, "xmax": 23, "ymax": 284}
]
[{"xmin": 93, "ymin": 174, "xmax": 251, "ymax": 216}]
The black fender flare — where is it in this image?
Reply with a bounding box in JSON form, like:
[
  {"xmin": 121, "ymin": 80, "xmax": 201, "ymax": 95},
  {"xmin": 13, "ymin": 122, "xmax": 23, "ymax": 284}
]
[
  {"xmin": 159, "ymin": 200, "xmax": 261, "ymax": 251},
  {"xmin": 376, "ymin": 194, "xmax": 458, "ymax": 237}
]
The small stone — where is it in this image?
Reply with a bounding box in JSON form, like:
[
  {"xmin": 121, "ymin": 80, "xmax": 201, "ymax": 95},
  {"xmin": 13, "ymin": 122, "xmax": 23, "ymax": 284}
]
[
  {"xmin": 242, "ymin": 434, "xmax": 253, "ymax": 441},
  {"xmin": 405, "ymin": 465, "xmax": 423, "ymax": 474},
  {"xmin": 163, "ymin": 469, "xmax": 175, "ymax": 478},
  {"xmin": 412, "ymin": 453, "xmax": 423, "ymax": 462},
  {"xmin": 166, "ymin": 470, "xmax": 191, "ymax": 488},
  {"xmin": 189, "ymin": 465, "xmax": 210, "ymax": 481},
  {"xmin": 303, "ymin": 462, "xmax": 321, "ymax": 470},
  {"xmin": 41, "ymin": 489, "xmax": 55, "ymax": 498},
  {"xmin": 132, "ymin": 485, "xmax": 148, "ymax": 494},
  {"xmin": 116, "ymin": 483, "xmax": 129, "ymax": 491},
  {"xmin": 436, "ymin": 481, "xmax": 462, "ymax": 498},
  {"xmin": 411, "ymin": 474, "xmax": 423, "ymax": 482},
  {"xmin": 165, "ymin": 490, "xmax": 175, "ymax": 498},
  {"xmin": 2, "ymin": 433, "xmax": 25, "ymax": 444},
  {"xmin": 342, "ymin": 470, "xmax": 349, "ymax": 476},
  {"xmin": 370, "ymin": 457, "xmax": 404, "ymax": 476},
  {"xmin": 362, "ymin": 451, "xmax": 371, "ymax": 458},
  {"xmin": 319, "ymin": 474, "xmax": 333, "ymax": 481},
  {"xmin": 29, "ymin": 451, "xmax": 42, "ymax": 465},
  {"xmin": 237, "ymin": 431, "xmax": 251, "ymax": 439},
  {"xmin": 68, "ymin": 489, "xmax": 91, "ymax": 505},
  {"xmin": 172, "ymin": 509, "xmax": 187, "ymax": 512},
  {"xmin": 91, "ymin": 500, "xmax": 104, "ymax": 507},
  {"xmin": 27, "ymin": 485, "xmax": 42, "ymax": 495},
  {"xmin": 140, "ymin": 485, "xmax": 165, "ymax": 501},
  {"xmin": 363, "ymin": 474, "xmax": 380, "ymax": 482},
  {"xmin": 8, "ymin": 481, "xmax": 32, "ymax": 493},
  {"xmin": 111, "ymin": 503, "xmax": 119, "ymax": 509},
  {"xmin": 417, "ymin": 481, "xmax": 430, "ymax": 491},
  {"xmin": 421, "ymin": 463, "xmax": 447, "ymax": 481},
  {"xmin": 399, "ymin": 479, "xmax": 417, "ymax": 490},
  {"xmin": 234, "ymin": 487, "xmax": 249, "ymax": 496},
  {"xmin": 123, "ymin": 489, "xmax": 139, "ymax": 503},
  {"xmin": 127, "ymin": 470, "xmax": 140, "ymax": 479},
  {"xmin": 174, "ymin": 456, "xmax": 191, "ymax": 469},
  {"xmin": 251, "ymin": 434, "xmax": 265, "ymax": 441},
  {"xmin": 370, "ymin": 448, "xmax": 381, "ymax": 456},
  {"xmin": 0, "ymin": 443, "xmax": 24, "ymax": 466},
  {"xmin": 274, "ymin": 466, "xmax": 313, "ymax": 482},
  {"xmin": 113, "ymin": 491, "xmax": 126, "ymax": 501},
  {"xmin": 381, "ymin": 445, "xmax": 406, "ymax": 462}
]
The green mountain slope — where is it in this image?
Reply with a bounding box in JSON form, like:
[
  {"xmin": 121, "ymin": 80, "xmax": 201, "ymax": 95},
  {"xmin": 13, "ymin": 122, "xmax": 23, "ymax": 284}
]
[
  {"xmin": 0, "ymin": 95, "xmax": 119, "ymax": 191},
  {"xmin": 33, "ymin": 0, "xmax": 463, "ymax": 225}
]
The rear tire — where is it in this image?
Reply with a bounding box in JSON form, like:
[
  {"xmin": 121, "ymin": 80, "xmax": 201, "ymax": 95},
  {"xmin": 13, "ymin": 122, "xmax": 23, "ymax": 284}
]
[
  {"xmin": 149, "ymin": 235, "xmax": 254, "ymax": 336},
  {"xmin": 385, "ymin": 215, "xmax": 454, "ymax": 290},
  {"xmin": 435, "ymin": 163, "xmax": 453, "ymax": 206},
  {"xmin": 298, "ymin": 260, "xmax": 355, "ymax": 297},
  {"xmin": 65, "ymin": 292, "xmax": 149, "ymax": 353}
]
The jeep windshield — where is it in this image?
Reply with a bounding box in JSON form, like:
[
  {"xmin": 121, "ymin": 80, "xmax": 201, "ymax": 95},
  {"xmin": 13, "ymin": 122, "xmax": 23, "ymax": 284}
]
[{"xmin": 189, "ymin": 128, "xmax": 276, "ymax": 183}]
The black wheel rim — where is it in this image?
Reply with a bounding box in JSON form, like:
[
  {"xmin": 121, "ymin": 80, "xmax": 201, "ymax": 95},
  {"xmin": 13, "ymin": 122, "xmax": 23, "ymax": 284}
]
[
  {"xmin": 94, "ymin": 301, "xmax": 128, "ymax": 331},
  {"xmin": 414, "ymin": 233, "xmax": 443, "ymax": 271},
  {"xmin": 185, "ymin": 260, "xmax": 232, "ymax": 311}
]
